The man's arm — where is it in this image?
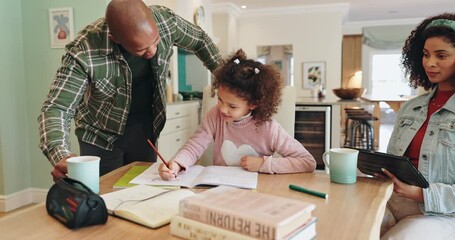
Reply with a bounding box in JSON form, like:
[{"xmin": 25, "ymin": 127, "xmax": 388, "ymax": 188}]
[
  {"xmin": 153, "ymin": 5, "xmax": 222, "ymax": 71},
  {"xmin": 38, "ymin": 50, "xmax": 89, "ymax": 166}
]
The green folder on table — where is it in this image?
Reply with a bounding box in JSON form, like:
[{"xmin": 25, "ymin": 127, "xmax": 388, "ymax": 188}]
[
  {"xmin": 113, "ymin": 166, "xmax": 149, "ymax": 189},
  {"xmin": 113, "ymin": 165, "xmax": 180, "ymax": 189}
]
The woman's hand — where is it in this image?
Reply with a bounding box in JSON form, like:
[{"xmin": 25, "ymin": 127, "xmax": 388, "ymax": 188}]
[
  {"xmin": 382, "ymin": 168, "xmax": 424, "ymax": 202},
  {"xmin": 158, "ymin": 160, "xmax": 182, "ymax": 180},
  {"xmin": 240, "ymin": 156, "xmax": 264, "ymax": 172}
]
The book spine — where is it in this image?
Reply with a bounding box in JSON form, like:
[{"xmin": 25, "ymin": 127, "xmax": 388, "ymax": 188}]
[
  {"xmin": 179, "ymin": 201, "xmax": 276, "ymax": 240},
  {"xmin": 171, "ymin": 215, "xmax": 256, "ymax": 240}
]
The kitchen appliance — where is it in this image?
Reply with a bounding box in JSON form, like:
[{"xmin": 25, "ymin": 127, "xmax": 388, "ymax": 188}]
[{"xmin": 294, "ymin": 105, "xmax": 331, "ymax": 170}]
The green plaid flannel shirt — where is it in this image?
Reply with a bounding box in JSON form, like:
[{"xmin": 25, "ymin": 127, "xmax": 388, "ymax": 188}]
[{"xmin": 38, "ymin": 5, "xmax": 221, "ymax": 165}]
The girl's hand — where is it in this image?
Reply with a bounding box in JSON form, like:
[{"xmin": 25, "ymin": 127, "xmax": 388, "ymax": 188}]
[
  {"xmin": 240, "ymin": 156, "xmax": 264, "ymax": 172},
  {"xmin": 158, "ymin": 160, "xmax": 181, "ymax": 180},
  {"xmin": 382, "ymin": 168, "xmax": 424, "ymax": 202}
]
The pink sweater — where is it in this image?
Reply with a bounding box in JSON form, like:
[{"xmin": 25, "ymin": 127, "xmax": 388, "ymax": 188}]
[{"xmin": 172, "ymin": 107, "xmax": 316, "ymax": 174}]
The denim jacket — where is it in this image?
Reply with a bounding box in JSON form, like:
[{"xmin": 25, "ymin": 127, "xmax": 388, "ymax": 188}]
[{"xmin": 387, "ymin": 87, "xmax": 455, "ymax": 215}]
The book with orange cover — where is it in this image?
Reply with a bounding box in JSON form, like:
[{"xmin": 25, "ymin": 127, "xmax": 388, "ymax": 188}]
[{"xmin": 179, "ymin": 186, "xmax": 316, "ymax": 240}]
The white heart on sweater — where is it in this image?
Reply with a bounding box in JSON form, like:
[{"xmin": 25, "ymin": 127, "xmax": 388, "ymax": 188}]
[{"xmin": 221, "ymin": 140, "xmax": 258, "ymax": 166}]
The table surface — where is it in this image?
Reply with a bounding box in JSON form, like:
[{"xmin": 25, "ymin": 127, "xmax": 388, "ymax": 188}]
[
  {"xmin": 361, "ymin": 93, "xmax": 412, "ymax": 102},
  {"xmin": 0, "ymin": 162, "xmax": 393, "ymax": 240},
  {"xmin": 296, "ymin": 93, "xmax": 413, "ymax": 105}
]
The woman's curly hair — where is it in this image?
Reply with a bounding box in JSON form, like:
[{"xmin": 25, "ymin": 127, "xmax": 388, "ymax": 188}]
[
  {"xmin": 402, "ymin": 13, "xmax": 455, "ymax": 90},
  {"xmin": 211, "ymin": 49, "xmax": 284, "ymax": 126}
]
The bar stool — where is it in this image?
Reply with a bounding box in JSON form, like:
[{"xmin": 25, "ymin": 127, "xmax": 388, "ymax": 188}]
[
  {"xmin": 343, "ymin": 107, "xmax": 366, "ymax": 147},
  {"xmin": 347, "ymin": 114, "xmax": 378, "ymax": 150}
]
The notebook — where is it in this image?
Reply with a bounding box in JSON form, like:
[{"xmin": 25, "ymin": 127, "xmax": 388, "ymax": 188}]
[
  {"xmin": 129, "ymin": 162, "xmax": 258, "ymax": 189},
  {"xmin": 100, "ymin": 185, "xmax": 195, "ymax": 228},
  {"xmin": 355, "ymin": 149, "xmax": 429, "ymax": 188}
]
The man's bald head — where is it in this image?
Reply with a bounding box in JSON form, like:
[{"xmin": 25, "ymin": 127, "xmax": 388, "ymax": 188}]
[
  {"xmin": 106, "ymin": 0, "xmax": 156, "ymax": 43},
  {"xmin": 106, "ymin": 0, "xmax": 160, "ymax": 59}
]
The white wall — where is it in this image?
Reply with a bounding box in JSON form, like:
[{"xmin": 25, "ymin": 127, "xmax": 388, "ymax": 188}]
[
  {"xmin": 213, "ymin": 12, "xmax": 236, "ymax": 57},
  {"xmin": 232, "ymin": 11, "xmax": 344, "ymax": 97}
]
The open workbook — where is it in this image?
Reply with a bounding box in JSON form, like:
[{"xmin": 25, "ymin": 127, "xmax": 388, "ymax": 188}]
[
  {"xmin": 100, "ymin": 185, "xmax": 195, "ymax": 228},
  {"xmin": 129, "ymin": 162, "xmax": 258, "ymax": 189}
]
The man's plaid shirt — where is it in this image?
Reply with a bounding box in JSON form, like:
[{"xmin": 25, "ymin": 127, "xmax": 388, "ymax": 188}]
[{"xmin": 38, "ymin": 5, "xmax": 221, "ymax": 165}]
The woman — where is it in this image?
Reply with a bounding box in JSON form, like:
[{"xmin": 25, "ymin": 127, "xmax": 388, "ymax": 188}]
[{"xmin": 381, "ymin": 13, "xmax": 455, "ymax": 239}]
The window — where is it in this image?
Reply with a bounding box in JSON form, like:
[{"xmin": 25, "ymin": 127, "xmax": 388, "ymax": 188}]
[{"xmin": 370, "ymin": 53, "xmax": 416, "ymax": 96}]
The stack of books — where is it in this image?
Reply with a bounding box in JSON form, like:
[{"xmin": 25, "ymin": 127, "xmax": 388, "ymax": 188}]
[{"xmin": 170, "ymin": 186, "xmax": 317, "ymax": 240}]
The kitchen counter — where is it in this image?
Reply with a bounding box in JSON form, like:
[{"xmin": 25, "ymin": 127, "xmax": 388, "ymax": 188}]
[
  {"xmin": 297, "ymin": 93, "xmax": 412, "ymax": 150},
  {"xmin": 166, "ymin": 99, "xmax": 201, "ymax": 106},
  {"xmin": 361, "ymin": 93, "xmax": 411, "ymax": 112},
  {"xmin": 296, "ymin": 94, "xmax": 377, "ymax": 150},
  {"xmin": 296, "ymin": 94, "xmax": 371, "ymax": 105}
]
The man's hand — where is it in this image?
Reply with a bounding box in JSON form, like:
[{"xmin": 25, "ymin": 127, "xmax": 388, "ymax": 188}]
[
  {"xmin": 382, "ymin": 168, "xmax": 424, "ymax": 202},
  {"xmin": 51, "ymin": 154, "xmax": 77, "ymax": 182},
  {"xmin": 240, "ymin": 156, "xmax": 264, "ymax": 172}
]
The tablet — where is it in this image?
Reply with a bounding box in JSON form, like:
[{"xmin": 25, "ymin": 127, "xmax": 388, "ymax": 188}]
[{"xmin": 355, "ymin": 149, "xmax": 429, "ymax": 188}]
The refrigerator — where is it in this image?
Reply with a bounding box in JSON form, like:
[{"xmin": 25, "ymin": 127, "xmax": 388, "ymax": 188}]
[{"xmin": 294, "ymin": 105, "xmax": 331, "ymax": 170}]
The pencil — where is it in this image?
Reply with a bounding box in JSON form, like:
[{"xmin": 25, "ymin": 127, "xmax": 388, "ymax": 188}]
[
  {"xmin": 289, "ymin": 184, "xmax": 328, "ymax": 199},
  {"xmin": 146, "ymin": 139, "xmax": 170, "ymax": 169}
]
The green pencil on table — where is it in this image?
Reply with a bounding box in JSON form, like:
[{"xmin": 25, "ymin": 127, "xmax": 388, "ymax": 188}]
[{"xmin": 289, "ymin": 184, "xmax": 328, "ymax": 199}]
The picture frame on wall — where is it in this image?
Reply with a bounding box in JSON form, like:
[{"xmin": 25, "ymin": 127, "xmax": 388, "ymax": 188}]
[
  {"xmin": 49, "ymin": 7, "xmax": 74, "ymax": 48},
  {"xmin": 302, "ymin": 61, "xmax": 326, "ymax": 89}
]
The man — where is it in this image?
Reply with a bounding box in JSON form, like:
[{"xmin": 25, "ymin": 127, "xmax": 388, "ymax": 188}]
[{"xmin": 38, "ymin": 0, "xmax": 221, "ymax": 181}]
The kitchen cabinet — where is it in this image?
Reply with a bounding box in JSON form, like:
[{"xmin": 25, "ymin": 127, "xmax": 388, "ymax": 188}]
[
  {"xmin": 342, "ymin": 35, "xmax": 362, "ymax": 88},
  {"xmin": 157, "ymin": 101, "xmax": 200, "ymax": 160}
]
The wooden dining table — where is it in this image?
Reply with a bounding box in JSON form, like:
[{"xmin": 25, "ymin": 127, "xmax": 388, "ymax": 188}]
[{"xmin": 0, "ymin": 162, "xmax": 393, "ymax": 240}]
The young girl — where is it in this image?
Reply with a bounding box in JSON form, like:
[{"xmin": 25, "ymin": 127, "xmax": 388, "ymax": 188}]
[
  {"xmin": 381, "ymin": 13, "xmax": 455, "ymax": 239},
  {"xmin": 159, "ymin": 49, "xmax": 316, "ymax": 180}
]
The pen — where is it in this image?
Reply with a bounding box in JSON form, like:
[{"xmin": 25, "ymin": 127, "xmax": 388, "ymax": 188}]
[
  {"xmin": 147, "ymin": 139, "xmax": 170, "ymax": 168},
  {"xmin": 146, "ymin": 139, "xmax": 177, "ymax": 178},
  {"xmin": 289, "ymin": 184, "xmax": 328, "ymax": 199}
]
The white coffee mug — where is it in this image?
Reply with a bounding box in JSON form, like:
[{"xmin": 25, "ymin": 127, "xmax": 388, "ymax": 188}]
[
  {"xmin": 322, "ymin": 148, "xmax": 359, "ymax": 184},
  {"xmin": 67, "ymin": 156, "xmax": 101, "ymax": 193}
]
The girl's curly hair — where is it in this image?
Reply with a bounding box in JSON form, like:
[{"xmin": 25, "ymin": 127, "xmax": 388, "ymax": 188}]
[
  {"xmin": 211, "ymin": 49, "xmax": 284, "ymax": 126},
  {"xmin": 402, "ymin": 13, "xmax": 455, "ymax": 90}
]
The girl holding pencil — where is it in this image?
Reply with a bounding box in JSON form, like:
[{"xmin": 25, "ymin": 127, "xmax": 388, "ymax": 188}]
[{"xmin": 158, "ymin": 49, "xmax": 316, "ymax": 180}]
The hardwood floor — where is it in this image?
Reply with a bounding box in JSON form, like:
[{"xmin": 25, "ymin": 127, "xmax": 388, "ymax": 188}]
[{"xmin": 0, "ymin": 204, "xmax": 38, "ymax": 218}]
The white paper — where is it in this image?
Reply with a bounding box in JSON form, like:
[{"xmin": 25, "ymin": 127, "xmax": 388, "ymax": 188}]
[
  {"xmin": 100, "ymin": 184, "xmax": 170, "ymax": 213},
  {"xmin": 129, "ymin": 163, "xmax": 258, "ymax": 189}
]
